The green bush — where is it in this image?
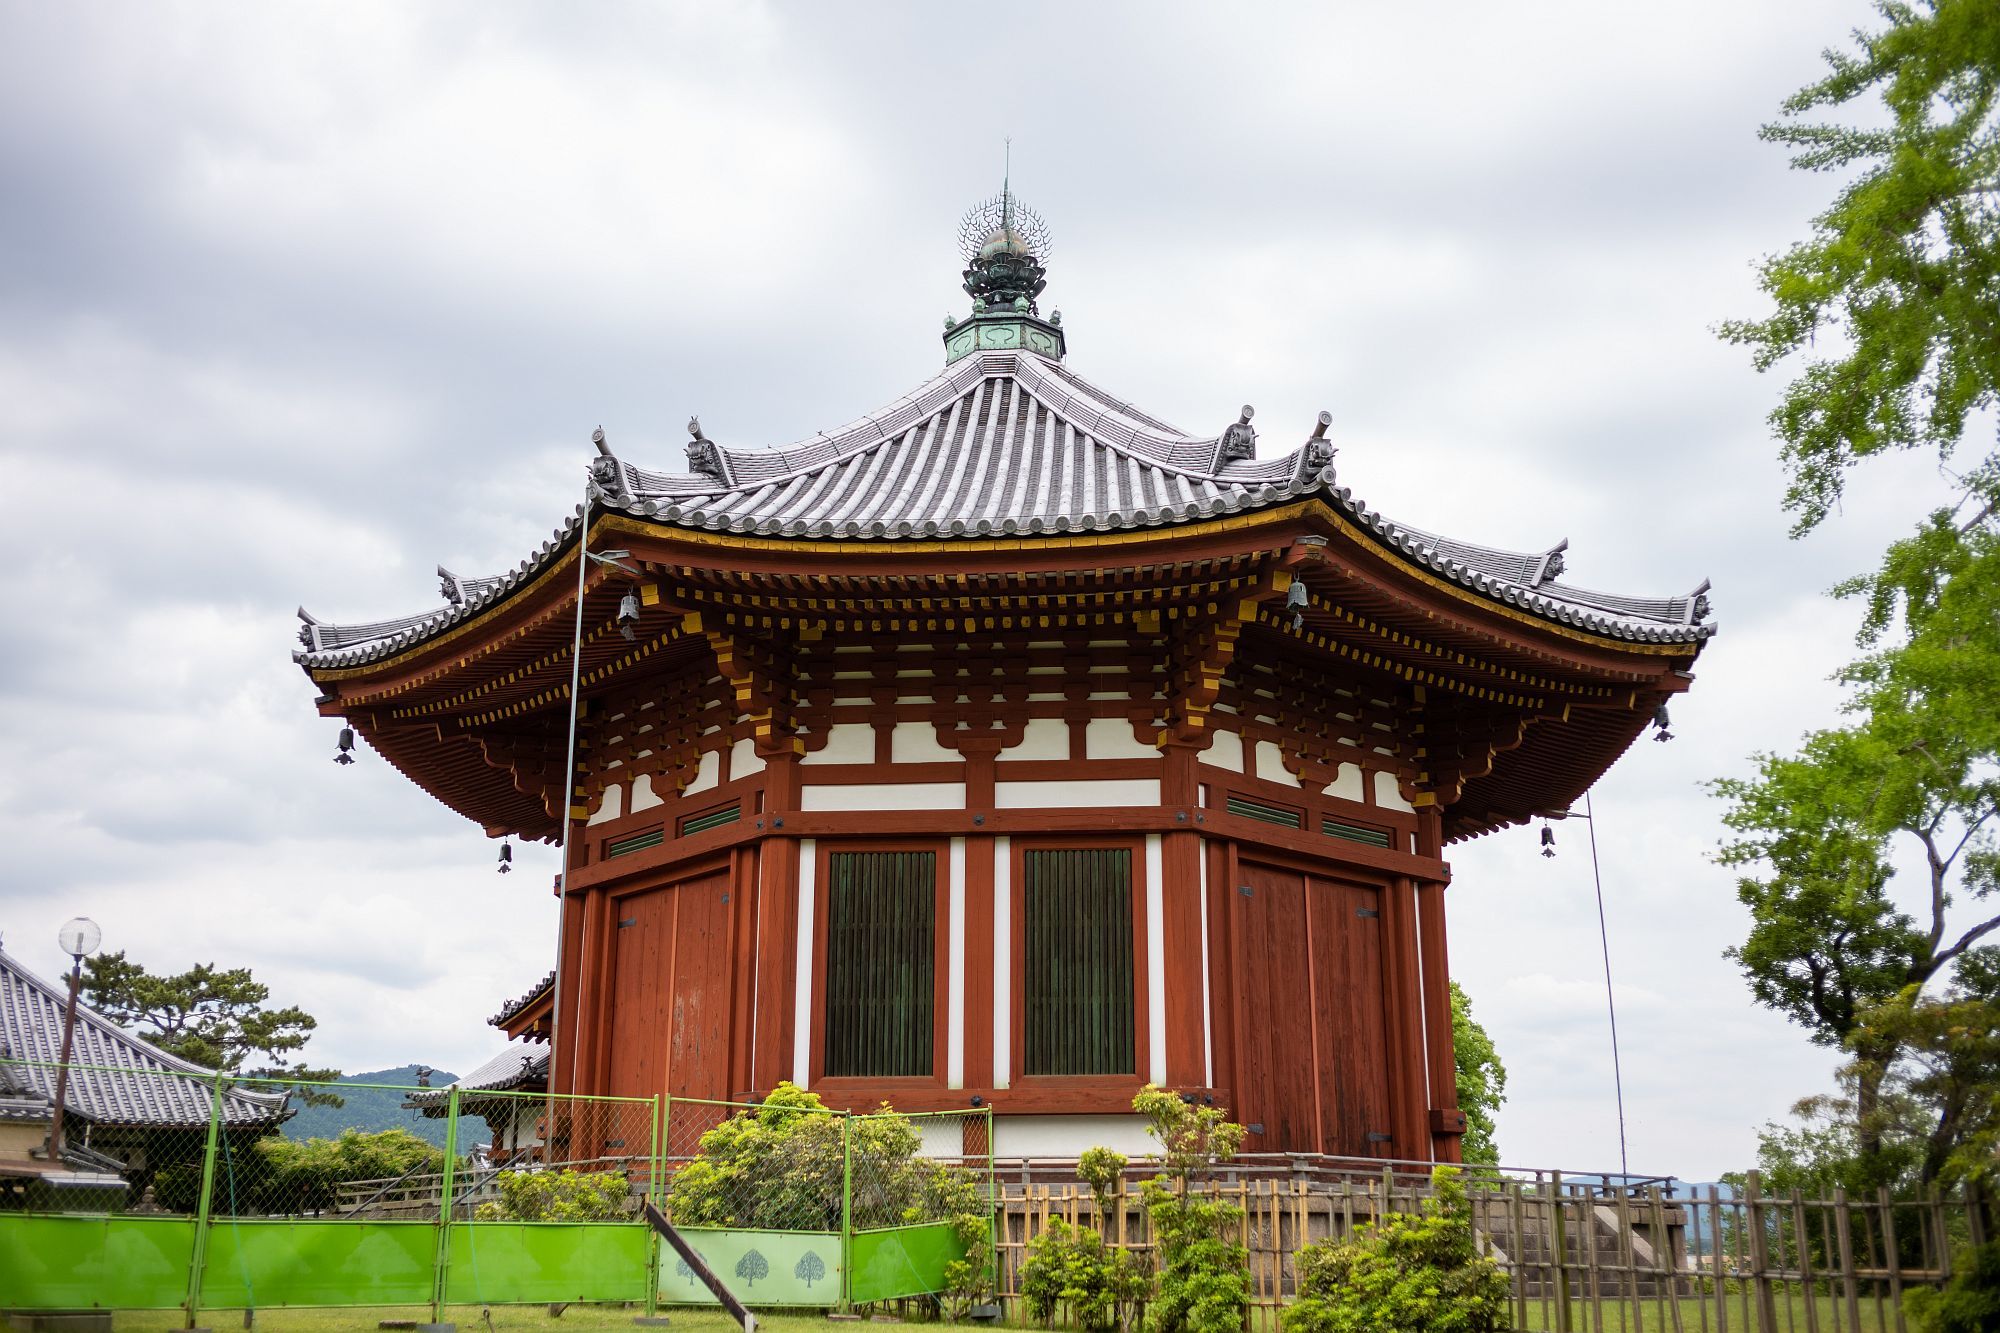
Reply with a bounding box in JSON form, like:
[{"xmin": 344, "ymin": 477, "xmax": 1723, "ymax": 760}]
[
  {"xmin": 1021, "ymin": 1215, "xmax": 1150, "ymax": 1332},
  {"xmin": 1133, "ymin": 1085, "xmax": 1251, "ymax": 1333},
  {"xmin": 1906, "ymin": 1239, "xmax": 2000, "ymax": 1333},
  {"xmin": 665, "ymin": 1081, "xmax": 993, "ymax": 1311},
  {"xmin": 1282, "ymin": 1167, "xmax": 1510, "ymax": 1333},
  {"xmin": 243, "ymin": 1128, "xmax": 443, "ymax": 1214},
  {"xmin": 476, "ymin": 1167, "xmax": 629, "ymax": 1221}
]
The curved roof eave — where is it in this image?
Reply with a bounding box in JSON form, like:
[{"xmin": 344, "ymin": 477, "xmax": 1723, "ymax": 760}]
[{"xmin": 296, "ymin": 351, "xmax": 1714, "ymax": 672}]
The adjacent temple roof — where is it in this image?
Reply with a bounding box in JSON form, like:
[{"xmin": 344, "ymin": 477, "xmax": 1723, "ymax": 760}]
[
  {"xmin": 0, "ymin": 946, "xmax": 291, "ymax": 1129},
  {"xmin": 405, "ymin": 1040, "xmax": 548, "ymax": 1112},
  {"xmin": 296, "ymin": 345, "xmax": 1713, "ymax": 669}
]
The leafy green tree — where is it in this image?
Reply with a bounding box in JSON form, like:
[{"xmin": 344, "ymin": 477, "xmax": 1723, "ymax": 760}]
[
  {"xmin": 82, "ymin": 950, "xmax": 341, "ymax": 1103},
  {"xmin": 1449, "ymin": 982, "xmax": 1507, "ymax": 1166},
  {"xmin": 1717, "ymin": 0, "xmax": 2000, "ymax": 1191},
  {"xmin": 1719, "ymin": 0, "xmax": 2000, "ymax": 535}
]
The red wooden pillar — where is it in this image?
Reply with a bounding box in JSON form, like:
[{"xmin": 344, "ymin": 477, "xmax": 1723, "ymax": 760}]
[
  {"xmin": 1160, "ymin": 741, "xmax": 1207, "ymax": 1085},
  {"xmin": 1381, "ymin": 874, "xmax": 1431, "ymax": 1160},
  {"xmin": 1415, "ymin": 810, "xmax": 1462, "ymax": 1161},
  {"xmin": 751, "ymin": 746, "xmax": 801, "ymax": 1092},
  {"xmin": 550, "ymin": 887, "xmax": 589, "ymax": 1096}
]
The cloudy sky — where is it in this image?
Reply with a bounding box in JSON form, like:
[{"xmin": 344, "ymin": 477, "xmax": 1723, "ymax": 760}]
[{"xmin": 0, "ymin": 1, "xmax": 1962, "ymax": 1179}]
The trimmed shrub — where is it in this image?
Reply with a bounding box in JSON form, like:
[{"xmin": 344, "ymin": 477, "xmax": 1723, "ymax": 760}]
[{"xmin": 1282, "ymin": 1166, "xmax": 1510, "ymax": 1333}]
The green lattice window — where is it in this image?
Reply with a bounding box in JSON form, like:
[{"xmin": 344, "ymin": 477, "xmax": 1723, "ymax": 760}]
[
  {"xmin": 822, "ymin": 850, "xmax": 937, "ymax": 1079},
  {"xmin": 1022, "ymin": 847, "xmax": 1135, "ymax": 1077}
]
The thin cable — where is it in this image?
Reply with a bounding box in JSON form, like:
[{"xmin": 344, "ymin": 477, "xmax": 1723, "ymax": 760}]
[
  {"xmin": 1583, "ymin": 791, "xmax": 1630, "ymax": 1179},
  {"xmin": 545, "ymin": 490, "xmax": 592, "ymax": 1147}
]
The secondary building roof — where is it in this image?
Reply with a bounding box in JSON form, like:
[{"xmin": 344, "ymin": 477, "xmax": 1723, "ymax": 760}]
[
  {"xmin": 405, "ymin": 1040, "xmax": 548, "ymax": 1112},
  {"xmin": 0, "ymin": 946, "xmax": 290, "ymax": 1129}
]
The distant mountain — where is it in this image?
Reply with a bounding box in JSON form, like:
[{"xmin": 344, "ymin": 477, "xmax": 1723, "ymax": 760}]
[{"xmin": 280, "ymin": 1065, "xmax": 489, "ymax": 1149}]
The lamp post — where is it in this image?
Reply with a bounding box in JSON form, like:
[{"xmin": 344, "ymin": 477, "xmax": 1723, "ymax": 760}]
[{"xmin": 46, "ymin": 916, "xmax": 102, "ymax": 1164}]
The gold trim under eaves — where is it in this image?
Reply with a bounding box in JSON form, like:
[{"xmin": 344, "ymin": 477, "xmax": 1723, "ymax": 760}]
[{"xmin": 310, "ymin": 500, "xmax": 1699, "ymax": 684}]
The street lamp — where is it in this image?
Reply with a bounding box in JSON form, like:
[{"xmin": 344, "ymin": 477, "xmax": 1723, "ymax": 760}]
[{"xmin": 46, "ymin": 917, "xmax": 101, "ymax": 1164}]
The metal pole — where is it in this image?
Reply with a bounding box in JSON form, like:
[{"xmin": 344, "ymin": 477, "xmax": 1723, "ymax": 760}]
[
  {"xmin": 841, "ymin": 1112, "xmax": 854, "ymax": 1313},
  {"xmin": 46, "ymin": 956, "xmax": 83, "ymax": 1162},
  {"xmin": 545, "ymin": 490, "xmax": 593, "ymax": 1141},
  {"xmin": 645, "ymin": 1094, "xmax": 666, "ymax": 1318},
  {"xmin": 183, "ymin": 1073, "xmax": 224, "ymax": 1329},
  {"xmin": 1583, "ymin": 792, "xmax": 1630, "ymax": 1179},
  {"xmin": 433, "ymin": 1085, "xmax": 461, "ymax": 1323}
]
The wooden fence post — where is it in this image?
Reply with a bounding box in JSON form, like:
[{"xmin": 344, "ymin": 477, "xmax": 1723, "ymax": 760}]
[
  {"xmin": 1549, "ymin": 1171, "xmax": 1573, "ymax": 1333},
  {"xmin": 1876, "ymin": 1187, "xmax": 1906, "ymax": 1333},
  {"xmin": 1708, "ymin": 1184, "xmax": 1728, "ymax": 1333},
  {"xmin": 1746, "ymin": 1171, "xmax": 1778, "ymax": 1333},
  {"xmin": 1831, "ymin": 1186, "xmax": 1858, "ymax": 1333}
]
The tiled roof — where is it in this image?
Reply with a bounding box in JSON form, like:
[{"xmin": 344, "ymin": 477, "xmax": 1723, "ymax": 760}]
[
  {"xmin": 489, "ymin": 971, "xmax": 554, "ymax": 1028},
  {"xmin": 296, "ymin": 349, "xmax": 1714, "ymax": 668},
  {"xmin": 405, "ymin": 1041, "xmax": 548, "ymax": 1109},
  {"xmin": 0, "ymin": 947, "xmax": 290, "ymax": 1129}
]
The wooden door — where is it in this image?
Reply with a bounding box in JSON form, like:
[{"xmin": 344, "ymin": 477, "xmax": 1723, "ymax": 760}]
[
  {"xmin": 667, "ymin": 870, "xmax": 733, "ymax": 1102},
  {"xmin": 605, "ymin": 870, "xmax": 734, "ymax": 1109},
  {"xmin": 608, "ymin": 886, "xmax": 674, "ymax": 1102},
  {"xmin": 1309, "ymin": 877, "xmax": 1393, "ymax": 1158},
  {"xmin": 1235, "ymin": 862, "xmax": 1319, "ymax": 1153}
]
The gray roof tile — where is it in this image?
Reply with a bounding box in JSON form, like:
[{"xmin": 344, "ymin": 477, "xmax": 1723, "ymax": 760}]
[
  {"xmin": 296, "ymin": 349, "xmax": 1714, "ymax": 667},
  {"xmin": 0, "ymin": 947, "xmax": 290, "ymax": 1128}
]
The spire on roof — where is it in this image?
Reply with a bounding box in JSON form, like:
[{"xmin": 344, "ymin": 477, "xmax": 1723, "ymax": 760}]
[{"xmin": 945, "ymin": 160, "xmax": 1066, "ymax": 365}]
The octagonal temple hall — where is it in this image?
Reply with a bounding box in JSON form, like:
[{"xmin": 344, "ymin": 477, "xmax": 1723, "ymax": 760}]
[{"xmin": 295, "ymin": 194, "xmax": 1714, "ymax": 1164}]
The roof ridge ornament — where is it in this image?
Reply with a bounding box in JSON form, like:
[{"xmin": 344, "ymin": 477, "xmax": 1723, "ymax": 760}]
[
  {"xmin": 1530, "ymin": 539, "xmax": 1569, "ymax": 587},
  {"xmin": 589, "ymin": 426, "xmax": 632, "ymax": 503},
  {"xmin": 685, "ymin": 416, "xmax": 729, "ymax": 483},
  {"xmin": 1211, "ymin": 405, "xmax": 1258, "ymax": 472}
]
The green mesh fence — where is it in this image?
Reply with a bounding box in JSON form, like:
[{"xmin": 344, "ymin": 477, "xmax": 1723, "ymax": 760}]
[{"xmin": 0, "ymin": 1058, "xmax": 992, "ymax": 1316}]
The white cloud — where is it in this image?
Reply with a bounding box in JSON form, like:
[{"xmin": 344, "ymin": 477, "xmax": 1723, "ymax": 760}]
[{"xmin": 0, "ymin": 0, "xmax": 1912, "ymax": 1173}]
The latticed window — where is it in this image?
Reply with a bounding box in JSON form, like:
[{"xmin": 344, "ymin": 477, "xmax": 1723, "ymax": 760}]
[
  {"xmin": 822, "ymin": 849, "xmax": 937, "ymax": 1079},
  {"xmin": 1022, "ymin": 847, "xmax": 1135, "ymax": 1076}
]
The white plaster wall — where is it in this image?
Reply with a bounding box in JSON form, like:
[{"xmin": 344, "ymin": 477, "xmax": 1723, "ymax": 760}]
[
  {"xmin": 731, "ymin": 737, "xmax": 765, "ymax": 778},
  {"xmin": 893, "ymin": 720, "xmax": 960, "ymax": 763},
  {"xmin": 1198, "ymin": 728, "xmax": 1244, "ymax": 773},
  {"xmin": 802, "ymin": 722, "xmax": 875, "ymax": 765},
  {"xmin": 683, "ymin": 749, "xmax": 721, "ymax": 796},
  {"xmin": 630, "ymin": 774, "xmax": 664, "ymax": 813},
  {"xmin": 999, "ymin": 717, "xmax": 1069, "ymax": 761},
  {"xmin": 993, "ymin": 1115, "xmax": 1155, "ymax": 1159},
  {"xmin": 1374, "ymin": 770, "xmax": 1415, "ymax": 812},
  {"xmin": 1085, "ymin": 717, "xmax": 1158, "ymax": 760},
  {"xmin": 801, "ymin": 782, "xmax": 967, "ymax": 811},
  {"xmin": 792, "ymin": 839, "xmax": 818, "ymax": 1086},
  {"xmin": 995, "ymin": 779, "xmax": 1162, "ymax": 809},
  {"xmin": 1252, "ymin": 740, "xmax": 1302, "ymax": 787},
  {"xmin": 1145, "ymin": 834, "xmax": 1166, "ymax": 1085},
  {"xmin": 948, "ymin": 837, "xmax": 966, "ymax": 1089},
  {"xmin": 917, "ymin": 1119, "xmax": 969, "ymax": 1160},
  {"xmin": 587, "ymin": 783, "xmax": 624, "ymax": 826},
  {"xmin": 1328, "ymin": 762, "xmax": 1366, "ymax": 802}
]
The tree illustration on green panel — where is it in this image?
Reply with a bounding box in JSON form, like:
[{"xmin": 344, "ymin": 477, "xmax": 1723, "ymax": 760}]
[
  {"xmin": 675, "ymin": 1257, "xmax": 695, "ymax": 1281},
  {"xmin": 795, "ymin": 1250, "xmax": 827, "ymax": 1288},
  {"xmin": 736, "ymin": 1249, "xmax": 769, "ymax": 1287}
]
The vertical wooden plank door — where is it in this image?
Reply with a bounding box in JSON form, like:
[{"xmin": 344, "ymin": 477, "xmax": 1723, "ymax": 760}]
[
  {"xmin": 1234, "ymin": 862, "xmax": 1396, "ymax": 1158},
  {"xmin": 606, "ymin": 871, "xmax": 735, "ymax": 1127}
]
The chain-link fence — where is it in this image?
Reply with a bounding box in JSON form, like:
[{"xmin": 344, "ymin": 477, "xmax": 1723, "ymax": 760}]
[{"xmin": 0, "ymin": 1058, "xmax": 995, "ymax": 1318}]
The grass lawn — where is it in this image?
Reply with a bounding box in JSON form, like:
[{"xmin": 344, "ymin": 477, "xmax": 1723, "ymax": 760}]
[
  {"xmin": 113, "ymin": 1311, "xmax": 857, "ymax": 1333},
  {"xmin": 1510, "ymin": 1289, "xmax": 1909, "ymax": 1331}
]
